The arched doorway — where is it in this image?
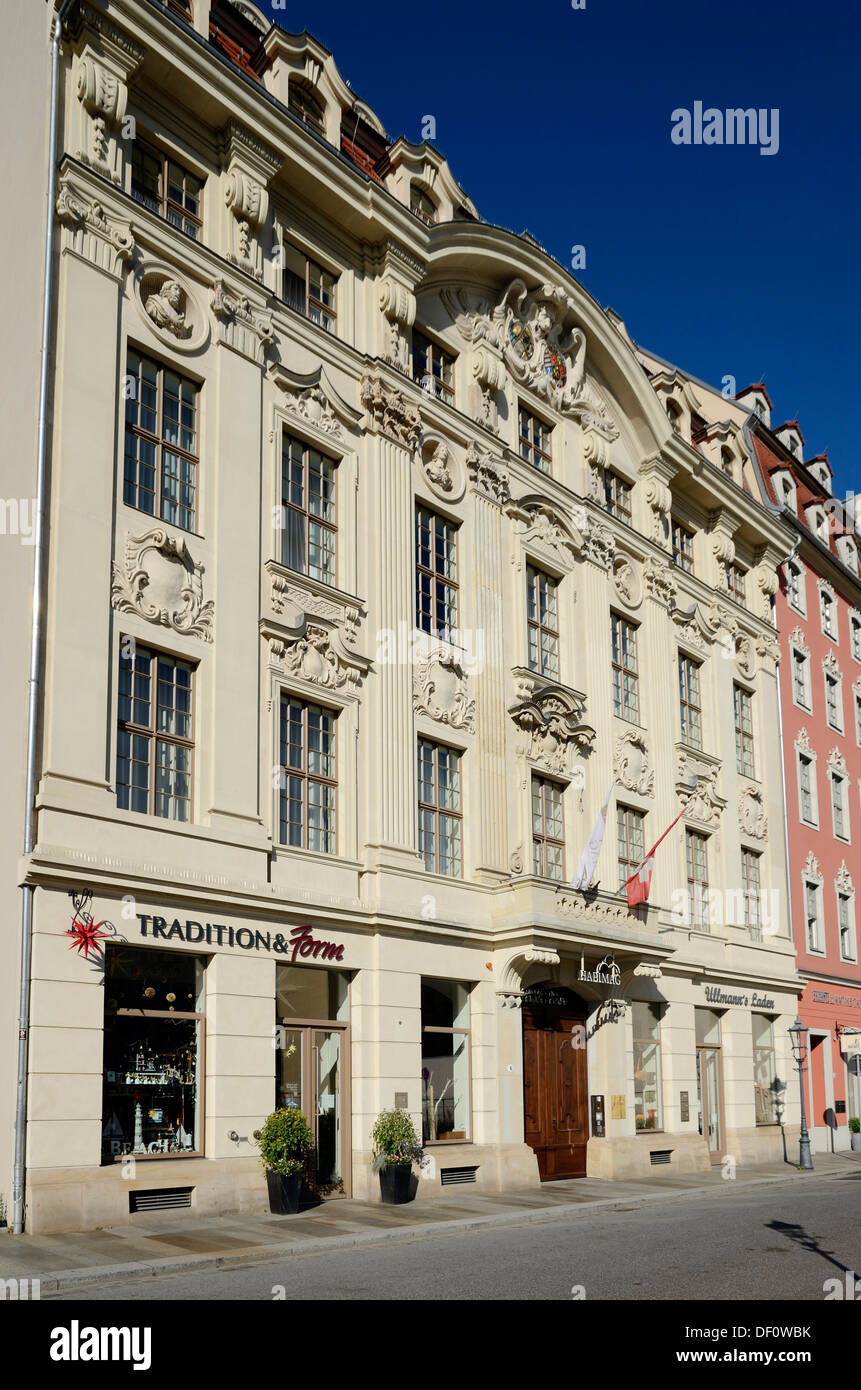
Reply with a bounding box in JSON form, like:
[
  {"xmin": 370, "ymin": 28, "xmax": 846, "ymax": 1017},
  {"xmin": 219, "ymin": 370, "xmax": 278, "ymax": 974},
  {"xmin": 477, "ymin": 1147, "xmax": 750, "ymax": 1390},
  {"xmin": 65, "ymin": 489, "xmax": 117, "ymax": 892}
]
[{"xmin": 522, "ymin": 983, "xmax": 589, "ymax": 1180}]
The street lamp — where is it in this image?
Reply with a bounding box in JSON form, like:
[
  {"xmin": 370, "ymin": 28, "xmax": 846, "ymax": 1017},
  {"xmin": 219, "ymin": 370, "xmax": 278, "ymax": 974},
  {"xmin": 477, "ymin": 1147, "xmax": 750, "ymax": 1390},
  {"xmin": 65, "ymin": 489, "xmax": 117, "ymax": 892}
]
[{"xmin": 788, "ymin": 1018, "xmax": 814, "ymax": 1171}]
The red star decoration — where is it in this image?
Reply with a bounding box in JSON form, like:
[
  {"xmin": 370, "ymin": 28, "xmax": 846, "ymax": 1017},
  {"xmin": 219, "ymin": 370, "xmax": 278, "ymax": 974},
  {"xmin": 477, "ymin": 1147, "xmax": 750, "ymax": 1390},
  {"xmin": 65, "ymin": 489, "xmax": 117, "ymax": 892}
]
[{"xmin": 66, "ymin": 915, "xmax": 110, "ymax": 959}]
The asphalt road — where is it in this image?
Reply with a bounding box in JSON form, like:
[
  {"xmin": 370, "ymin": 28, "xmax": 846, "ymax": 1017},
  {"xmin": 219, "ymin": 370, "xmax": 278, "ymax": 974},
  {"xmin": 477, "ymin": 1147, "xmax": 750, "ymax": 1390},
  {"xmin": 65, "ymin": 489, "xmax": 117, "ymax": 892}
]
[{"xmin": 50, "ymin": 1172, "xmax": 861, "ymax": 1301}]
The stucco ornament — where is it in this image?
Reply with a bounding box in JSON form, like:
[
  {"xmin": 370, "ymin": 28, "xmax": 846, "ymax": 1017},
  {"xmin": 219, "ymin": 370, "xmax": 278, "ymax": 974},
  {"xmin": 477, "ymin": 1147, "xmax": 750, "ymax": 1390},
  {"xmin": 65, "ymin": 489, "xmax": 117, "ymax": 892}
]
[
  {"xmin": 360, "ymin": 371, "xmax": 421, "ymax": 451},
  {"xmin": 269, "ymin": 625, "xmax": 364, "ymax": 690},
  {"xmin": 836, "ymin": 861, "xmax": 854, "ymax": 894},
  {"xmin": 611, "ymin": 552, "xmax": 643, "ymax": 609},
  {"xmin": 111, "ymin": 529, "xmax": 214, "ymax": 641},
  {"xmin": 413, "ymin": 650, "xmax": 475, "ymax": 731},
  {"xmin": 135, "ymin": 267, "xmax": 208, "ymax": 352},
  {"xmin": 614, "ymin": 729, "xmax": 655, "ymax": 796},
  {"xmin": 676, "ymin": 751, "xmax": 726, "ymax": 827},
  {"xmin": 211, "ymin": 277, "xmax": 276, "ymax": 361},
  {"xmin": 419, "ymin": 438, "xmax": 466, "ymax": 503},
  {"xmin": 442, "ymin": 279, "xmax": 617, "ymax": 437},
  {"xmin": 509, "ymin": 680, "xmax": 595, "ymax": 776},
  {"xmin": 145, "ymin": 277, "xmax": 191, "ymax": 339},
  {"xmin": 643, "ymin": 556, "xmax": 677, "ymax": 608},
  {"xmin": 735, "ymin": 634, "xmax": 757, "ymax": 679},
  {"xmin": 738, "ymin": 785, "xmax": 768, "ymax": 840},
  {"xmin": 507, "ymin": 497, "xmax": 586, "ymax": 571},
  {"xmin": 467, "ymin": 444, "xmax": 509, "ymax": 506},
  {"xmin": 268, "ymin": 570, "xmax": 362, "ymax": 648}
]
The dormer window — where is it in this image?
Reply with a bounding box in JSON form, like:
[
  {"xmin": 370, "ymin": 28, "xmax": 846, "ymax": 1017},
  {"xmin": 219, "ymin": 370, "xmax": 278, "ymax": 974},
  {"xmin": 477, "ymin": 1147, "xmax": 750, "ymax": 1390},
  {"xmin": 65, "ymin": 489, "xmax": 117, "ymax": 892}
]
[
  {"xmin": 410, "ymin": 185, "xmax": 437, "ymax": 225},
  {"xmin": 289, "ymin": 79, "xmax": 326, "ymax": 135},
  {"xmin": 720, "ymin": 447, "xmax": 734, "ymax": 479},
  {"xmin": 836, "ymin": 536, "xmax": 859, "ymax": 575}
]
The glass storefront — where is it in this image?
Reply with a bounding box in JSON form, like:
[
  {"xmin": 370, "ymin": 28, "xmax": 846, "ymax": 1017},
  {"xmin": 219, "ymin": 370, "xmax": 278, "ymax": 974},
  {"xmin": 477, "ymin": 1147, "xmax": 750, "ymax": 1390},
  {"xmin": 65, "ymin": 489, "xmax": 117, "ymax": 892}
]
[
  {"xmin": 102, "ymin": 946, "xmax": 205, "ymax": 1162},
  {"xmin": 275, "ymin": 964, "xmax": 350, "ymax": 1194},
  {"xmin": 752, "ymin": 1014, "xmax": 778, "ymax": 1124},
  {"xmin": 632, "ymin": 1002, "xmax": 663, "ymax": 1132},
  {"xmin": 421, "ymin": 978, "xmax": 471, "ymax": 1143}
]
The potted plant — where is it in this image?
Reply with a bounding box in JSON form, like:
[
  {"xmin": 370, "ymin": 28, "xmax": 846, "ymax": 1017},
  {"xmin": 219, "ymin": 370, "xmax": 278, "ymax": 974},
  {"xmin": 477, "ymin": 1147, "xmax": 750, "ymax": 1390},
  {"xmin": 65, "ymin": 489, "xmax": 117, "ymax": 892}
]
[
  {"xmin": 371, "ymin": 1108, "xmax": 421, "ymax": 1205},
  {"xmin": 254, "ymin": 1108, "xmax": 314, "ymax": 1214},
  {"xmin": 849, "ymin": 1116, "xmax": 861, "ymax": 1154}
]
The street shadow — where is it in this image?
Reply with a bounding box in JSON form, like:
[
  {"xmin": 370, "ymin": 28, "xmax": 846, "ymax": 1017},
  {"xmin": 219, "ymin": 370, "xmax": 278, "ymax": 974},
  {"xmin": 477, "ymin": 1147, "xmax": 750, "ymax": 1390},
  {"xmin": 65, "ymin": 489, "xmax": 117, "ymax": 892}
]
[{"xmin": 766, "ymin": 1219, "xmax": 853, "ymax": 1276}]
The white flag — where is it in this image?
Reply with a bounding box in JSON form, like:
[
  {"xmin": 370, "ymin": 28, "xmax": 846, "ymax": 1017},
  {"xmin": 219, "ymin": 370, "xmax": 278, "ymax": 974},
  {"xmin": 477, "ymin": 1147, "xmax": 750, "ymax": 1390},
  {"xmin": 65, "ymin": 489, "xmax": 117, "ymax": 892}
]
[{"xmin": 569, "ymin": 782, "xmax": 615, "ymax": 890}]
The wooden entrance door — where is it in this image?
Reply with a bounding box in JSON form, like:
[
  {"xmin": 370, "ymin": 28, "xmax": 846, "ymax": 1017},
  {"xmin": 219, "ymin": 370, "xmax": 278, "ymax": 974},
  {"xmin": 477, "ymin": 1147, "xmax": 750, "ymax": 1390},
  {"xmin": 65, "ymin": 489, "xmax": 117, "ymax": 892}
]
[{"xmin": 522, "ymin": 989, "xmax": 589, "ymax": 1180}]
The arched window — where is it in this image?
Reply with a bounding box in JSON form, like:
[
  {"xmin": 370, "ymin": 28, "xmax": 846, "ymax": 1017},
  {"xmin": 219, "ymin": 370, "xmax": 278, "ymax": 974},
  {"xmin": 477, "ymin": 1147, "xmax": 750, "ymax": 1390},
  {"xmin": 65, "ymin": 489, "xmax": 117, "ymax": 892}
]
[
  {"xmin": 289, "ymin": 79, "xmax": 325, "ymax": 135},
  {"xmin": 410, "ymin": 185, "xmax": 437, "ymax": 225}
]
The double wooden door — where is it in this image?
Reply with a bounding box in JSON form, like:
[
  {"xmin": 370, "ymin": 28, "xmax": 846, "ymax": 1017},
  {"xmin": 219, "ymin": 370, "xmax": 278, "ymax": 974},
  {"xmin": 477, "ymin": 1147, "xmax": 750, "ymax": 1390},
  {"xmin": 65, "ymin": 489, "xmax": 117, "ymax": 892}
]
[{"xmin": 523, "ymin": 994, "xmax": 589, "ymax": 1180}]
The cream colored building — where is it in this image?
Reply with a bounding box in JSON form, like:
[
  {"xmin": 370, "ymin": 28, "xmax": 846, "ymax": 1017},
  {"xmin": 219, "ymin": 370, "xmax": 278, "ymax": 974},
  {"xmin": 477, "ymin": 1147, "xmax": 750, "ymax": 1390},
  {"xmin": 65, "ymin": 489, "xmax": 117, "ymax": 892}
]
[{"xmin": 1, "ymin": 0, "xmax": 803, "ymax": 1235}]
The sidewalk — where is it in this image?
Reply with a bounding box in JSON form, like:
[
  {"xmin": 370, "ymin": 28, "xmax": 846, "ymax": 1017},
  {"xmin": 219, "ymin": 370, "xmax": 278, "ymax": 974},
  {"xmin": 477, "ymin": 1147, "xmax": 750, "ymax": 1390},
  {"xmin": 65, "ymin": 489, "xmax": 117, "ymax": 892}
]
[{"xmin": 2, "ymin": 1152, "xmax": 858, "ymax": 1295}]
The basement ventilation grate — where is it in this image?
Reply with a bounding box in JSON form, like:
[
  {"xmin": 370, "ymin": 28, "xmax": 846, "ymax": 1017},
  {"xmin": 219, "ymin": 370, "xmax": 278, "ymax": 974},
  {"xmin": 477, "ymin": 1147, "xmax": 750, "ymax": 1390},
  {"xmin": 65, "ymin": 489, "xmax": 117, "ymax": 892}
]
[
  {"xmin": 649, "ymin": 1150, "xmax": 673, "ymax": 1166},
  {"xmin": 129, "ymin": 1187, "xmax": 193, "ymax": 1214},
  {"xmin": 440, "ymin": 1166, "xmax": 478, "ymax": 1186}
]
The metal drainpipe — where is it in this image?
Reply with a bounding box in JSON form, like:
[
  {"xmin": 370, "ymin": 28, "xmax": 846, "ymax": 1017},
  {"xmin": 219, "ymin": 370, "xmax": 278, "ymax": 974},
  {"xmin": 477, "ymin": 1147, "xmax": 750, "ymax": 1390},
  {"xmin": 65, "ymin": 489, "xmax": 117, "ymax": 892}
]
[
  {"xmin": 12, "ymin": 0, "xmax": 75, "ymax": 1236},
  {"xmin": 775, "ymin": 534, "xmax": 801, "ymax": 955}
]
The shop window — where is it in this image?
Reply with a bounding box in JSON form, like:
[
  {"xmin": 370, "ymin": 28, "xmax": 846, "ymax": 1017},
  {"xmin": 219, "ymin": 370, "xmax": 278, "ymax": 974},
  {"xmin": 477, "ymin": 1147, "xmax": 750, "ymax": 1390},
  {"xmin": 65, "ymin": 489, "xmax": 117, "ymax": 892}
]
[
  {"xmin": 413, "ymin": 329, "xmax": 455, "ymax": 403},
  {"xmin": 130, "ymin": 141, "xmax": 202, "ymax": 238},
  {"xmin": 415, "ymin": 504, "xmax": 458, "ymax": 641},
  {"xmin": 117, "ymin": 645, "xmax": 194, "ymax": 820},
  {"xmin": 278, "ymin": 697, "xmax": 337, "ymax": 853},
  {"xmin": 527, "ymin": 565, "xmax": 559, "ymax": 679},
  {"xmin": 632, "ymin": 1002, "xmax": 663, "ymax": 1132},
  {"xmin": 678, "ymin": 653, "xmax": 702, "ymax": 749},
  {"xmin": 101, "ymin": 946, "xmax": 204, "ymax": 1162},
  {"xmin": 531, "ymin": 775, "xmax": 564, "ymax": 881},
  {"xmin": 421, "ymin": 979, "xmax": 471, "ymax": 1143},
  {"xmin": 124, "ymin": 349, "xmax": 199, "ymax": 532},
  {"xmin": 417, "ymin": 738, "xmax": 463, "ymax": 877},
  {"xmin": 280, "ymin": 242, "xmax": 337, "ymax": 332},
  {"xmin": 611, "ymin": 612, "xmax": 639, "ymax": 723},
  {"xmin": 280, "ymin": 432, "xmax": 337, "ymax": 585},
  {"xmin": 752, "ymin": 1015, "xmax": 777, "ymax": 1124},
  {"xmin": 518, "ymin": 405, "xmax": 552, "ymax": 474}
]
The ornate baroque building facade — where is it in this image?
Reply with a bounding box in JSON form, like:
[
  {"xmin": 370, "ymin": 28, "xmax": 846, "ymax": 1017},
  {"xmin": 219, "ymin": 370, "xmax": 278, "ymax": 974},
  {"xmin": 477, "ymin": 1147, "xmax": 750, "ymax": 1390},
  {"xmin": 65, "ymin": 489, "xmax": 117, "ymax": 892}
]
[{"xmin": 3, "ymin": 0, "xmax": 805, "ymax": 1234}]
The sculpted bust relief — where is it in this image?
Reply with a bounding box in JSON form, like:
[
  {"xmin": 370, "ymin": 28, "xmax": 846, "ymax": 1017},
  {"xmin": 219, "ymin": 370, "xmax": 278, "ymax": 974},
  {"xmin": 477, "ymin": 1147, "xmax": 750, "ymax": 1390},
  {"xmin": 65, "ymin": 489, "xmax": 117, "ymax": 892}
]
[{"xmin": 145, "ymin": 278, "xmax": 191, "ymax": 339}]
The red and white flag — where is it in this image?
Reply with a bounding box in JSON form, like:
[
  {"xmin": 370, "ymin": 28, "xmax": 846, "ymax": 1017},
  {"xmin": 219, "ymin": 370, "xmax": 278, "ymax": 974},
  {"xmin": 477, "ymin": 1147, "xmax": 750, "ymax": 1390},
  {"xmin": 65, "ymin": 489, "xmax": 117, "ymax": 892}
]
[{"xmin": 625, "ymin": 806, "xmax": 687, "ymax": 908}]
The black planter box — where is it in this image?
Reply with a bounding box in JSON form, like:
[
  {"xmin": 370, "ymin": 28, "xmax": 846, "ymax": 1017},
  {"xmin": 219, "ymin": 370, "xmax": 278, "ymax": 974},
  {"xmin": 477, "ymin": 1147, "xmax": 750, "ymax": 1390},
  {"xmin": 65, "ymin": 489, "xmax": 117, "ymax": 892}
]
[
  {"xmin": 266, "ymin": 1169, "xmax": 303, "ymax": 1215},
  {"xmin": 379, "ymin": 1163, "xmax": 414, "ymax": 1205}
]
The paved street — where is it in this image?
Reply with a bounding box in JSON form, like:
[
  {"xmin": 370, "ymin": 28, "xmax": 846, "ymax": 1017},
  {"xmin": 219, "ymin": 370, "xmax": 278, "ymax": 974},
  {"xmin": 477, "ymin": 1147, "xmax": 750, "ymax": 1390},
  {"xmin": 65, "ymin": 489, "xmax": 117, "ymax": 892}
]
[{"xmin": 48, "ymin": 1171, "xmax": 861, "ymax": 1301}]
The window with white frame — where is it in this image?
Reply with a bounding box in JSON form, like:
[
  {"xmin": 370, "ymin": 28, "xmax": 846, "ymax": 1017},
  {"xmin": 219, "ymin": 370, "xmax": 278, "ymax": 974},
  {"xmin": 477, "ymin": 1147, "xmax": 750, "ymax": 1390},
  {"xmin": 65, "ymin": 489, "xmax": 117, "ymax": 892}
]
[
  {"xmin": 797, "ymin": 748, "xmax": 818, "ymax": 826},
  {"xmin": 855, "ymin": 686, "xmax": 861, "ymax": 746},
  {"xmin": 734, "ymin": 683, "xmax": 756, "ymax": 777},
  {"xmin": 851, "ymin": 613, "xmax": 861, "ymax": 663},
  {"xmin": 791, "ymin": 645, "xmax": 811, "ymax": 710},
  {"xmin": 786, "ymin": 559, "xmax": 805, "ymax": 614},
  {"xmin": 742, "ymin": 848, "xmax": 762, "ymax": 942},
  {"xmin": 804, "ymin": 876, "xmax": 824, "ymax": 953},
  {"xmin": 820, "ymin": 585, "xmax": 837, "ymax": 640},
  {"xmin": 831, "ymin": 769, "xmax": 850, "ymax": 842},
  {"xmin": 838, "ymin": 883, "xmax": 857, "ymax": 962},
  {"xmin": 824, "ymin": 667, "xmax": 843, "ymax": 731},
  {"xmin": 527, "ymin": 565, "xmax": 559, "ymax": 680}
]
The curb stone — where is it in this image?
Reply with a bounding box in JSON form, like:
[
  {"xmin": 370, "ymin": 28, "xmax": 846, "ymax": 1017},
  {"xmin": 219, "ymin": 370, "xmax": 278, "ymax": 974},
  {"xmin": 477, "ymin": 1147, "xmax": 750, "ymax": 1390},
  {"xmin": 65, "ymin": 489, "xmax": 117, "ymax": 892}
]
[{"xmin": 21, "ymin": 1163, "xmax": 851, "ymax": 1296}]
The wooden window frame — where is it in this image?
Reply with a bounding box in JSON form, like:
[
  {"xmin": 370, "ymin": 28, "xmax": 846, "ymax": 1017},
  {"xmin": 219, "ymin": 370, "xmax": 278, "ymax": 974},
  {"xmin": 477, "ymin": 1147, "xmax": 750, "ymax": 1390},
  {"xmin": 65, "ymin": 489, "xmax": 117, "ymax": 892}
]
[
  {"xmin": 671, "ymin": 519, "xmax": 694, "ymax": 573},
  {"xmin": 686, "ymin": 829, "xmax": 710, "ymax": 931},
  {"xmin": 611, "ymin": 612, "xmax": 640, "ymax": 724},
  {"xmin": 617, "ymin": 804, "xmax": 646, "ymax": 883},
  {"xmin": 124, "ymin": 349, "xmax": 199, "ymax": 533},
  {"xmin": 526, "ymin": 564, "xmax": 559, "ymax": 679},
  {"xmin": 413, "ymin": 329, "xmax": 455, "ymax": 404},
  {"xmin": 280, "ymin": 246, "xmax": 337, "ymax": 333},
  {"xmin": 518, "ymin": 405, "xmax": 552, "ymax": 474},
  {"xmin": 415, "ymin": 505, "xmax": 459, "ymax": 641},
  {"xmin": 417, "ymin": 739, "xmax": 463, "ymax": 878},
  {"xmin": 410, "ymin": 185, "xmax": 437, "ymax": 225},
  {"xmin": 678, "ymin": 653, "xmax": 703, "ymax": 749},
  {"xmin": 278, "ymin": 696, "xmax": 338, "ymax": 854},
  {"xmin": 742, "ymin": 848, "xmax": 762, "ymax": 941},
  {"xmin": 116, "ymin": 643, "xmax": 195, "ymax": 822},
  {"xmin": 130, "ymin": 138, "xmax": 202, "ymax": 238},
  {"xmin": 280, "ymin": 432, "xmax": 338, "ymax": 586},
  {"xmin": 288, "ymin": 79, "xmax": 326, "ymax": 135},
  {"xmin": 531, "ymin": 776, "xmax": 565, "ymax": 882},
  {"xmin": 604, "ymin": 469, "xmax": 632, "ymax": 523},
  {"xmin": 734, "ymin": 683, "xmax": 755, "ymax": 778}
]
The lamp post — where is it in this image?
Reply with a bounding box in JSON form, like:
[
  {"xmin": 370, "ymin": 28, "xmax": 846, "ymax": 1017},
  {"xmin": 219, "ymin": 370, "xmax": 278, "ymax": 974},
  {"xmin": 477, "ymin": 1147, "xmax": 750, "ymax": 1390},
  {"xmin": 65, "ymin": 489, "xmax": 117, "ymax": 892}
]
[{"xmin": 788, "ymin": 1018, "xmax": 814, "ymax": 1171}]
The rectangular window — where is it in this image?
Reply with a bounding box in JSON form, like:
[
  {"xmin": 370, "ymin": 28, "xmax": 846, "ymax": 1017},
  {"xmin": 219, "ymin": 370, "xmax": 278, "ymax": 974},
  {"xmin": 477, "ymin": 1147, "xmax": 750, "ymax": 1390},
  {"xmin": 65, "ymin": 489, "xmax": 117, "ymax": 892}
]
[
  {"xmin": 280, "ymin": 433, "xmax": 337, "ymax": 585},
  {"xmin": 632, "ymin": 1002, "xmax": 663, "ymax": 1132},
  {"xmin": 532, "ymin": 776, "xmax": 564, "ymax": 881},
  {"xmin": 787, "ymin": 560, "xmax": 804, "ymax": 613},
  {"xmin": 117, "ymin": 644, "xmax": 193, "ymax": 820},
  {"xmin": 671, "ymin": 519, "xmax": 694, "ymax": 573},
  {"xmin": 726, "ymin": 563, "xmax": 747, "ymax": 606},
  {"xmin": 851, "ymin": 614, "xmax": 861, "ymax": 662},
  {"xmin": 678, "ymin": 654, "xmax": 703, "ymax": 749},
  {"xmin": 617, "ymin": 805, "xmax": 646, "ymax": 883},
  {"xmin": 413, "ymin": 329, "xmax": 455, "ymax": 403},
  {"xmin": 281, "ymin": 243, "xmax": 337, "ymax": 333},
  {"xmin": 417, "ymin": 740, "xmax": 463, "ymax": 877},
  {"xmin": 604, "ymin": 470, "xmax": 632, "ymax": 523},
  {"xmin": 124, "ymin": 349, "xmax": 199, "ymax": 531},
  {"xmin": 805, "ymin": 879, "xmax": 823, "ymax": 952},
  {"xmin": 611, "ymin": 613, "xmax": 639, "ymax": 723},
  {"xmin": 742, "ymin": 848, "xmax": 762, "ymax": 942},
  {"xmin": 686, "ymin": 830, "xmax": 709, "ymax": 931},
  {"xmin": 798, "ymin": 752, "xmax": 817, "ymax": 825},
  {"xmin": 855, "ymin": 691, "xmax": 861, "ymax": 747},
  {"xmin": 734, "ymin": 684, "xmax": 755, "ymax": 777},
  {"xmin": 820, "ymin": 590, "xmax": 836, "ymax": 639},
  {"xmin": 752, "ymin": 1015, "xmax": 777, "ymax": 1124},
  {"xmin": 421, "ymin": 979, "xmax": 470, "ymax": 1143},
  {"xmin": 792, "ymin": 648, "xmax": 810, "ymax": 709},
  {"xmin": 838, "ymin": 892, "xmax": 856, "ymax": 961},
  {"xmin": 415, "ymin": 505, "xmax": 458, "ymax": 640},
  {"xmin": 131, "ymin": 141, "xmax": 202, "ymax": 238},
  {"xmin": 102, "ymin": 945, "xmax": 204, "ymax": 1162},
  {"xmin": 278, "ymin": 697, "xmax": 337, "ymax": 853},
  {"xmin": 831, "ymin": 774, "xmax": 848, "ymax": 841},
  {"xmin": 825, "ymin": 672, "xmax": 842, "ymax": 730},
  {"xmin": 527, "ymin": 565, "xmax": 559, "ymax": 679},
  {"xmin": 518, "ymin": 406, "xmax": 552, "ymax": 473}
]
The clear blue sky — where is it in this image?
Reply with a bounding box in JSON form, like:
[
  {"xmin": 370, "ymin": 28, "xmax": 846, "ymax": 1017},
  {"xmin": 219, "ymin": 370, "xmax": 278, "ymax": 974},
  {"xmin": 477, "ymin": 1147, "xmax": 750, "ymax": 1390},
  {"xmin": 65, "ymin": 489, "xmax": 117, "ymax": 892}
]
[{"xmin": 262, "ymin": 0, "xmax": 859, "ymax": 499}]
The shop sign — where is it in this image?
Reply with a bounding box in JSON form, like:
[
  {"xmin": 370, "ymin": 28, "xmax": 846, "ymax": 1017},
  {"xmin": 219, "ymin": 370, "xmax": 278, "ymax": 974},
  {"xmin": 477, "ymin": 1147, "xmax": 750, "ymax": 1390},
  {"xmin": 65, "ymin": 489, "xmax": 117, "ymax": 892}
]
[
  {"xmin": 577, "ymin": 955, "xmax": 621, "ymax": 986},
  {"xmin": 812, "ymin": 989, "xmax": 861, "ymax": 1008},
  {"xmin": 841, "ymin": 1034, "xmax": 861, "ymax": 1057},
  {"xmin": 703, "ymin": 984, "xmax": 774, "ymax": 1009},
  {"xmin": 137, "ymin": 916, "xmax": 344, "ymax": 962}
]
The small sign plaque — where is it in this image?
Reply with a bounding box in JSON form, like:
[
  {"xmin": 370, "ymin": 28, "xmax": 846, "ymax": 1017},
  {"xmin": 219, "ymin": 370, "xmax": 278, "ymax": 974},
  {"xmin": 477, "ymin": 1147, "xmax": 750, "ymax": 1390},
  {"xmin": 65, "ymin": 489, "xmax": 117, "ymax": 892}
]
[
  {"xmin": 394, "ymin": 1092, "xmax": 408, "ymax": 1109},
  {"xmin": 680, "ymin": 1090, "xmax": 690, "ymax": 1123},
  {"xmin": 611, "ymin": 1094, "xmax": 626, "ymax": 1120}
]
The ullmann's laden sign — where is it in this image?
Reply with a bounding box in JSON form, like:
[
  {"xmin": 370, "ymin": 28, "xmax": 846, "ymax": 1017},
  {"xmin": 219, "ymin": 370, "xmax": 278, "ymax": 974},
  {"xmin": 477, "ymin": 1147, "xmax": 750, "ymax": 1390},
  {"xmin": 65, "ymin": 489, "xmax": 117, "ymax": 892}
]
[
  {"xmin": 703, "ymin": 983, "xmax": 775, "ymax": 1009},
  {"xmin": 137, "ymin": 916, "xmax": 345, "ymax": 962}
]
